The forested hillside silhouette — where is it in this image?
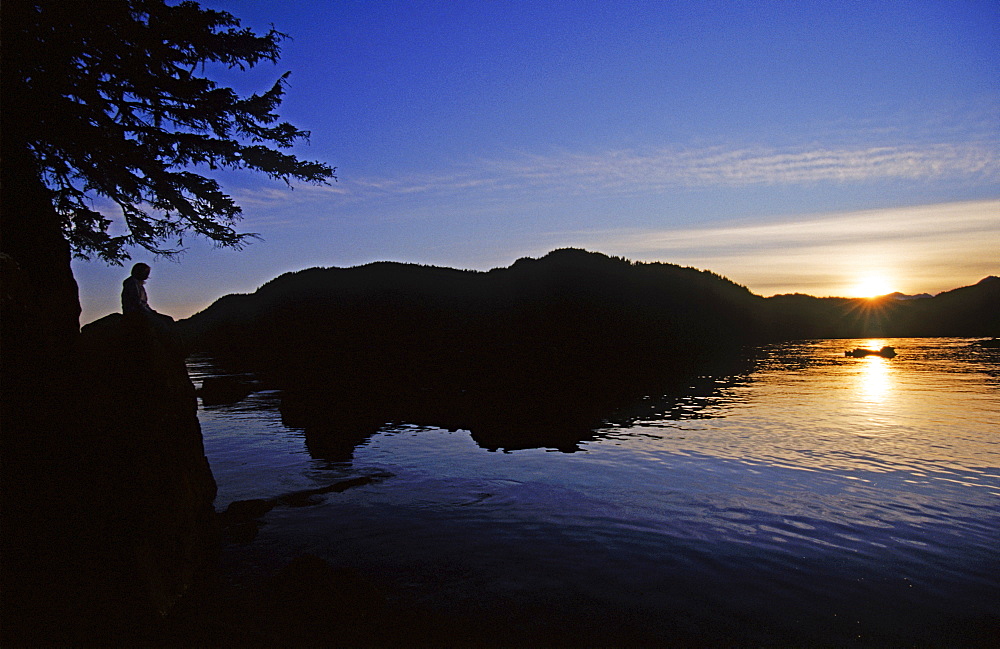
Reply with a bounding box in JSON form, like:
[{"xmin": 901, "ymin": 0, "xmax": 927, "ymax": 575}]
[
  {"xmin": 763, "ymin": 276, "xmax": 999, "ymax": 339},
  {"xmin": 182, "ymin": 249, "xmax": 998, "ymax": 454}
]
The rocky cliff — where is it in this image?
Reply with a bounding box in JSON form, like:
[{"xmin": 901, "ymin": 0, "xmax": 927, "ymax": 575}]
[{"xmin": 2, "ymin": 313, "xmax": 218, "ymax": 645}]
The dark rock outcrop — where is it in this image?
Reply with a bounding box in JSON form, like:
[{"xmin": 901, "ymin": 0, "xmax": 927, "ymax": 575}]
[
  {"xmin": 76, "ymin": 314, "xmax": 219, "ymax": 624},
  {"xmin": 2, "ymin": 313, "xmax": 219, "ymax": 645}
]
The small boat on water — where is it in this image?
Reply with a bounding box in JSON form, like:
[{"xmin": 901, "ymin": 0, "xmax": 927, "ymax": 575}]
[
  {"xmin": 845, "ymin": 346, "xmax": 897, "ymax": 358},
  {"xmin": 975, "ymin": 338, "xmax": 1000, "ymax": 348}
]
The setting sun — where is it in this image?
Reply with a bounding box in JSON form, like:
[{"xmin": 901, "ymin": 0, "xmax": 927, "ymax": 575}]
[{"xmin": 850, "ymin": 276, "xmax": 894, "ymax": 298}]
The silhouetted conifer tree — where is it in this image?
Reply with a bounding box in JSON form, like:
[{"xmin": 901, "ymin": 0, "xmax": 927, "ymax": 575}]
[
  {"xmin": 0, "ymin": 5, "xmax": 333, "ymax": 641},
  {"xmin": 1, "ymin": 0, "xmax": 335, "ymax": 439},
  {"xmin": 2, "ymin": 0, "xmax": 334, "ymax": 263}
]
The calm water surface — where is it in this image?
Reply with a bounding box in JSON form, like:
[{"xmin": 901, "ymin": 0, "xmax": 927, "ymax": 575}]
[{"xmin": 192, "ymin": 338, "xmax": 1000, "ymax": 645}]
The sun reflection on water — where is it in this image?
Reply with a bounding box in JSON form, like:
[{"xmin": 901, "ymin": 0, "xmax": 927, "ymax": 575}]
[{"xmin": 858, "ymin": 356, "xmax": 891, "ymax": 404}]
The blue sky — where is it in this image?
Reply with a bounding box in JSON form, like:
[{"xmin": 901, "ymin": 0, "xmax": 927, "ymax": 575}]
[{"xmin": 74, "ymin": 0, "xmax": 999, "ymax": 323}]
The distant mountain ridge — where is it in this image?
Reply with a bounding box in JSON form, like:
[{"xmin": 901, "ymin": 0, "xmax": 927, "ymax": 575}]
[
  {"xmin": 183, "ymin": 248, "xmax": 997, "ymax": 346},
  {"xmin": 183, "ymin": 248, "xmax": 763, "ymax": 373}
]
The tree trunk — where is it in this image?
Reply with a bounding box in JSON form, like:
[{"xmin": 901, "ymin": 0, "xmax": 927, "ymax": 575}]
[{"xmin": 1, "ymin": 141, "xmax": 86, "ymax": 642}]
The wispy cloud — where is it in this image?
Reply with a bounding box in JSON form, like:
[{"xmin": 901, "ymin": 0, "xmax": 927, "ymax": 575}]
[
  {"xmin": 590, "ymin": 199, "xmax": 1000, "ymax": 252},
  {"xmin": 490, "ymin": 143, "xmax": 1000, "ymax": 193},
  {"xmin": 351, "ymin": 141, "xmax": 1000, "ymax": 198},
  {"xmin": 223, "ymin": 141, "xmax": 1000, "ymax": 208},
  {"xmin": 228, "ymin": 183, "xmax": 349, "ymax": 208}
]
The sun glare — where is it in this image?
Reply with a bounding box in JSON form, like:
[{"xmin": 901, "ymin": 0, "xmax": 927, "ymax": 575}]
[{"xmin": 850, "ymin": 276, "xmax": 894, "ymax": 299}]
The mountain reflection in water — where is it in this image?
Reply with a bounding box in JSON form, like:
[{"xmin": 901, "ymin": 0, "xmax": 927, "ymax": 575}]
[{"xmin": 193, "ymin": 338, "xmax": 1000, "ymax": 646}]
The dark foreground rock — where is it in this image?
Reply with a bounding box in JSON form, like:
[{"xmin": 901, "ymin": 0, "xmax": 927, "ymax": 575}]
[
  {"xmin": 2, "ymin": 313, "xmax": 218, "ymax": 645},
  {"xmin": 79, "ymin": 314, "xmax": 219, "ymax": 623}
]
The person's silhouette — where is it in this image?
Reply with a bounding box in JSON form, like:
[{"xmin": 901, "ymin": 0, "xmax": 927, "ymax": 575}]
[
  {"xmin": 122, "ymin": 262, "xmax": 154, "ymax": 315},
  {"xmin": 122, "ymin": 263, "xmax": 176, "ymax": 335}
]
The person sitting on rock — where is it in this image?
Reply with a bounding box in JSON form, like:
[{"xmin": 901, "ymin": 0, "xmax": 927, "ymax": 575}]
[
  {"xmin": 122, "ymin": 262, "xmax": 155, "ymax": 316},
  {"xmin": 122, "ymin": 263, "xmax": 175, "ymax": 331}
]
